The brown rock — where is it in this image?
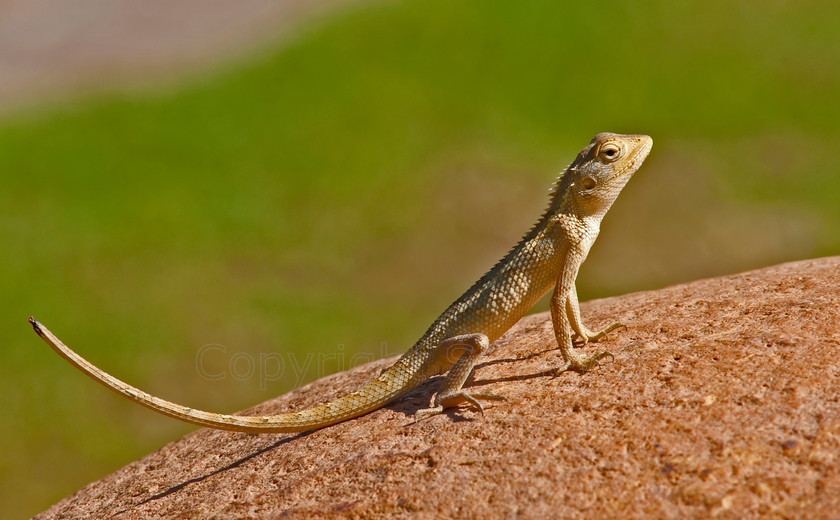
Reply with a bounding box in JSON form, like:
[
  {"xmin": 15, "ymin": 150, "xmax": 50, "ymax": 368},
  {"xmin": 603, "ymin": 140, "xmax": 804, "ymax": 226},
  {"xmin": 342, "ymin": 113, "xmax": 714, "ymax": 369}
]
[{"xmin": 36, "ymin": 257, "xmax": 840, "ymax": 519}]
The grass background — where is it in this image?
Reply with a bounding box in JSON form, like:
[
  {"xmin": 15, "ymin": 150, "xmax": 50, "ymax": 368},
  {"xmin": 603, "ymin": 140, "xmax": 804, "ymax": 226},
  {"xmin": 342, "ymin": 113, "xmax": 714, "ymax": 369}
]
[{"xmin": 4, "ymin": 0, "xmax": 840, "ymax": 516}]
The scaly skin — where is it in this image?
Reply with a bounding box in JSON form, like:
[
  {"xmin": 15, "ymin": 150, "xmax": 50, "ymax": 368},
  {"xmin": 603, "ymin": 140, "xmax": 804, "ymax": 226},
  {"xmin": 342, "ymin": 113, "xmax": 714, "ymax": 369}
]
[{"xmin": 30, "ymin": 132, "xmax": 652, "ymax": 433}]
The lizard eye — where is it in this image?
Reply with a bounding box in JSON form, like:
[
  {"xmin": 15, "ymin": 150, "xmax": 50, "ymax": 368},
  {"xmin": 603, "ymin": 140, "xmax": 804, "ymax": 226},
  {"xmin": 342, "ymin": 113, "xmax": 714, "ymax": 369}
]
[
  {"xmin": 599, "ymin": 143, "xmax": 621, "ymax": 162},
  {"xmin": 581, "ymin": 176, "xmax": 597, "ymax": 190}
]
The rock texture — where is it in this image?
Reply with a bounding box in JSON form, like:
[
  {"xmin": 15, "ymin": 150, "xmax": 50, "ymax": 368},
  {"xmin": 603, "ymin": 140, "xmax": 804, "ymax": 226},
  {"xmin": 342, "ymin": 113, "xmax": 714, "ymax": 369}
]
[{"xmin": 37, "ymin": 257, "xmax": 840, "ymax": 519}]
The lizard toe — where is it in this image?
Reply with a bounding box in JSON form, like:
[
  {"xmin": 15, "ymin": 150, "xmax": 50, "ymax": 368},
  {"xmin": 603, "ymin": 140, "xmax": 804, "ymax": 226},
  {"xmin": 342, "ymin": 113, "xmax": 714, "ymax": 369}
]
[{"xmin": 414, "ymin": 405, "xmax": 444, "ymax": 423}]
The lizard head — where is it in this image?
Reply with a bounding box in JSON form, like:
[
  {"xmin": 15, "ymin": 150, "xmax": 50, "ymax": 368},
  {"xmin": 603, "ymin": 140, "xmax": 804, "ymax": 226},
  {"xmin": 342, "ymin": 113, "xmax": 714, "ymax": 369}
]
[{"xmin": 562, "ymin": 132, "xmax": 653, "ymax": 219}]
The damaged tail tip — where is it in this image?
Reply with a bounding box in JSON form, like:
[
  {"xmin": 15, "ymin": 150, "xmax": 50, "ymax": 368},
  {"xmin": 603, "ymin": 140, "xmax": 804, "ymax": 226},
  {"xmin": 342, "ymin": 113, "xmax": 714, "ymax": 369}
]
[{"xmin": 29, "ymin": 317, "xmax": 43, "ymax": 335}]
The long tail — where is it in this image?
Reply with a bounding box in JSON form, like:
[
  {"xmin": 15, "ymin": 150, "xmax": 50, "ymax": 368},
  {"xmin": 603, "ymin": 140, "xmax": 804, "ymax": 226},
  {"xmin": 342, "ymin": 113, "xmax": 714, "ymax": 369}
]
[{"xmin": 30, "ymin": 318, "xmax": 425, "ymax": 433}]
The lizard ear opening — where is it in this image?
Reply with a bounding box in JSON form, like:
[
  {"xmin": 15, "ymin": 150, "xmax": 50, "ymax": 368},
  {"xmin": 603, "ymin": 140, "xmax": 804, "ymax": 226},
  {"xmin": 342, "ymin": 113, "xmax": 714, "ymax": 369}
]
[{"xmin": 581, "ymin": 176, "xmax": 597, "ymax": 190}]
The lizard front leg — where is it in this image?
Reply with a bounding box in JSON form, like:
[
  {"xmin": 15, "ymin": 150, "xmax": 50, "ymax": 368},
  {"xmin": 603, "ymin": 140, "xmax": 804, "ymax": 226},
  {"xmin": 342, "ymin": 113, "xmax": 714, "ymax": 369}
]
[
  {"xmin": 414, "ymin": 334, "xmax": 505, "ymax": 422},
  {"xmin": 566, "ymin": 283, "xmax": 624, "ymax": 343},
  {"xmin": 550, "ymin": 257, "xmax": 613, "ymax": 373}
]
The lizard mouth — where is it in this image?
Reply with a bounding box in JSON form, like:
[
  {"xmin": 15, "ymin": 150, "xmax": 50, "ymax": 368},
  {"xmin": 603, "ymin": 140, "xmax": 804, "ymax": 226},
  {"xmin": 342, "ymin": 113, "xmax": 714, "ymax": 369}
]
[{"xmin": 613, "ymin": 135, "xmax": 653, "ymax": 181}]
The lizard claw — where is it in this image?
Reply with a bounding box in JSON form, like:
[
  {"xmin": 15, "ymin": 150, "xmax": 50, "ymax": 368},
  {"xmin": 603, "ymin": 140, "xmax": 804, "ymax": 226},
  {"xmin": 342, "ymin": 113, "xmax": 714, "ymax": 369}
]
[
  {"xmin": 571, "ymin": 350, "xmax": 614, "ymax": 372},
  {"xmin": 469, "ymin": 392, "xmax": 507, "ymax": 402},
  {"xmin": 438, "ymin": 392, "xmax": 487, "ymax": 417},
  {"xmin": 555, "ymin": 351, "xmax": 614, "ymax": 375},
  {"xmin": 596, "ymin": 322, "xmax": 626, "ymax": 338},
  {"xmin": 414, "ymin": 397, "xmax": 484, "ymax": 422},
  {"xmin": 415, "ymin": 391, "xmax": 506, "ymax": 422},
  {"xmin": 414, "ymin": 406, "xmax": 444, "ymax": 423},
  {"xmin": 582, "ymin": 322, "xmax": 625, "ymax": 343}
]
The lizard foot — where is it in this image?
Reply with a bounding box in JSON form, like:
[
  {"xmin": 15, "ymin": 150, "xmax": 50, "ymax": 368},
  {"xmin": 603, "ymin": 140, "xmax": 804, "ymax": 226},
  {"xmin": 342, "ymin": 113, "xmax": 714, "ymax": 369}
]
[
  {"xmin": 414, "ymin": 405, "xmax": 444, "ymax": 423},
  {"xmin": 557, "ymin": 350, "xmax": 614, "ymax": 374},
  {"xmin": 574, "ymin": 322, "xmax": 625, "ymax": 344},
  {"xmin": 414, "ymin": 391, "xmax": 506, "ymax": 422},
  {"xmin": 587, "ymin": 322, "xmax": 625, "ymax": 342}
]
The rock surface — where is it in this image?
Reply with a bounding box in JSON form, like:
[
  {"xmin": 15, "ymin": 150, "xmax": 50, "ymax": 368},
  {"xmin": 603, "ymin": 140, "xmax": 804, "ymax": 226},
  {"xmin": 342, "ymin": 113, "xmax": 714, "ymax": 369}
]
[{"xmin": 37, "ymin": 257, "xmax": 840, "ymax": 519}]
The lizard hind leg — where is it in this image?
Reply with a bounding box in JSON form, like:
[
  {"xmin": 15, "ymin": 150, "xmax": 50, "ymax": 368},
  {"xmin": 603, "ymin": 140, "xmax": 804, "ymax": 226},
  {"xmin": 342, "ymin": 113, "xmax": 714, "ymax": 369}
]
[{"xmin": 414, "ymin": 333, "xmax": 505, "ymax": 423}]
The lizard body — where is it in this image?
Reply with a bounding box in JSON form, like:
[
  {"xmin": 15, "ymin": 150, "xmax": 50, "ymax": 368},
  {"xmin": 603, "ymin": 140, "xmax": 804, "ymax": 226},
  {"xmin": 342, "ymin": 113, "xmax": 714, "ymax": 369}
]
[{"xmin": 30, "ymin": 132, "xmax": 652, "ymax": 433}]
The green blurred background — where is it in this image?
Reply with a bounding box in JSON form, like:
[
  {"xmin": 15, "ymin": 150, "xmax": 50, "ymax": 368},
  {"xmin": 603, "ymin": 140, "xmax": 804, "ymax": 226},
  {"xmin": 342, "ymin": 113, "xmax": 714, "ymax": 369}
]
[{"xmin": 3, "ymin": 0, "xmax": 839, "ymax": 517}]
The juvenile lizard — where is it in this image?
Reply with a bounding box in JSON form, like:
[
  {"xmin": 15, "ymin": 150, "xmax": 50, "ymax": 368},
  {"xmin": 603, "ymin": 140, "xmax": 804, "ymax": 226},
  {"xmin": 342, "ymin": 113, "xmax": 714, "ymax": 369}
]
[{"xmin": 30, "ymin": 132, "xmax": 652, "ymax": 433}]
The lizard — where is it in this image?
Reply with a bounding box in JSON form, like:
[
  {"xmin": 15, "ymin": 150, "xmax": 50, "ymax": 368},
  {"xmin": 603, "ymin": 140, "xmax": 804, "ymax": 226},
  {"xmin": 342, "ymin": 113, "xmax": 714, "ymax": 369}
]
[{"xmin": 30, "ymin": 132, "xmax": 652, "ymax": 433}]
